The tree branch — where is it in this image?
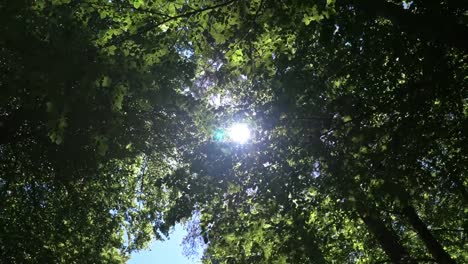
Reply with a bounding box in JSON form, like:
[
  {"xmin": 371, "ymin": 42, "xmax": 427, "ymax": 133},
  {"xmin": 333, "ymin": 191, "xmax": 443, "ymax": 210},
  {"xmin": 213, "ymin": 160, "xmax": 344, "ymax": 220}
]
[{"xmin": 430, "ymin": 228, "xmax": 467, "ymax": 233}]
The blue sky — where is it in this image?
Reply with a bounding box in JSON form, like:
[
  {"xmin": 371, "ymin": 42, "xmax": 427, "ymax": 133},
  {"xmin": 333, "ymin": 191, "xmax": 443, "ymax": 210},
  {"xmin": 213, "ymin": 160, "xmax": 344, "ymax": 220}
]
[{"xmin": 128, "ymin": 224, "xmax": 202, "ymax": 264}]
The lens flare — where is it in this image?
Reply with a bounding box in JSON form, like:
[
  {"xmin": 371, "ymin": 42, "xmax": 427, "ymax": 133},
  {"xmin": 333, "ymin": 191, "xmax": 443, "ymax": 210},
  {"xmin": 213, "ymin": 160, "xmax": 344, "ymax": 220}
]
[{"xmin": 228, "ymin": 123, "xmax": 251, "ymax": 144}]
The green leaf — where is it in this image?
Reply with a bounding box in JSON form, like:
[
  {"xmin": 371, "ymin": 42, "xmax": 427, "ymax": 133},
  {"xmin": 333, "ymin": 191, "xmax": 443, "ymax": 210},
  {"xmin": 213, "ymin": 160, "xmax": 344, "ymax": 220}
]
[{"xmin": 132, "ymin": 0, "xmax": 144, "ymax": 9}]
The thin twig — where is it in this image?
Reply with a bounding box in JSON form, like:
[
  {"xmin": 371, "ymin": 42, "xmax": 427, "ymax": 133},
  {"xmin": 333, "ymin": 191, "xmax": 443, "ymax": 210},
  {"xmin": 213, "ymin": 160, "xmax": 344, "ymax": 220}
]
[
  {"xmin": 375, "ymin": 257, "xmax": 436, "ymax": 264},
  {"xmin": 430, "ymin": 228, "xmax": 467, "ymax": 233}
]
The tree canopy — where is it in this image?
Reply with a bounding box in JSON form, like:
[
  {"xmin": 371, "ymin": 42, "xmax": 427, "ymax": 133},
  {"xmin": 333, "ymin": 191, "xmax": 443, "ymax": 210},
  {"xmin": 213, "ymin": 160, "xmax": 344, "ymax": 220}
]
[{"xmin": 0, "ymin": 0, "xmax": 466, "ymax": 263}]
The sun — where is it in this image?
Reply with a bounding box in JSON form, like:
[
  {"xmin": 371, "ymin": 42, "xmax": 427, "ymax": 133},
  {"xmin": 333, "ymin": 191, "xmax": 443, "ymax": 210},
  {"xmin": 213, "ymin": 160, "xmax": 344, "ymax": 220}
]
[{"xmin": 228, "ymin": 123, "xmax": 251, "ymax": 144}]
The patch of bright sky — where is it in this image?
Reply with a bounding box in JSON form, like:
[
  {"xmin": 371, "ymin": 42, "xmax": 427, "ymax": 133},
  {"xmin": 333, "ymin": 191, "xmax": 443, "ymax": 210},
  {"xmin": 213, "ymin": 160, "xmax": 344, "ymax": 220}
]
[
  {"xmin": 208, "ymin": 93, "xmax": 232, "ymax": 107},
  {"xmin": 402, "ymin": 1, "xmax": 413, "ymax": 9},
  {"xmin": 128, "ymin": 224, "xmax": 202, "ymax": 264},
  {"xmin": 180, "ymin": 49, "xmax": 194, "ymax": 59}
]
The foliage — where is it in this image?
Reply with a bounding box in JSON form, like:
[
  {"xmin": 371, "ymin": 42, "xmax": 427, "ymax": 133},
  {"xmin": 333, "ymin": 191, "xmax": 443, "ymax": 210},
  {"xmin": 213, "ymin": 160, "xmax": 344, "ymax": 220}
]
[
  {"xmin": 1, "ymin": 0, "xmax": 467, "ymax": 263},
  {"xmin": 166, "ymin": 0, "xmax": 467, "ymax": 263},
  {"xmin": 1, "ymin": 0, "xmax": 197, "ymax": 262}
]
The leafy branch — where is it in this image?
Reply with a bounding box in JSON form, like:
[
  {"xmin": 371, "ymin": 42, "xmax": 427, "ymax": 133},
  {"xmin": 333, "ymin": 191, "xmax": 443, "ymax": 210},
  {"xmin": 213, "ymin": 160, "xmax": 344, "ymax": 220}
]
[
  {"xmin": 82, "ymin": 1, "xmax": 171, "ymax": 18},
  {"xmin": 103, "ymin": 0, "xmax": 240, "ymax": 48}
]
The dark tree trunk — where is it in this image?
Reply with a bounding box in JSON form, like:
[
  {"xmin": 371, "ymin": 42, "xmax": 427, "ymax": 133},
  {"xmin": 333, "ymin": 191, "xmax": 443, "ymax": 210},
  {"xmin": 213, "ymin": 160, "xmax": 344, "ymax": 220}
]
[
  {"xmin": 356, "ymin": 203, "xmax": 414, "ymax": 263},
  {"xmin": 402, "ymin": 206, "xmax": 455, "ymax": 264}
]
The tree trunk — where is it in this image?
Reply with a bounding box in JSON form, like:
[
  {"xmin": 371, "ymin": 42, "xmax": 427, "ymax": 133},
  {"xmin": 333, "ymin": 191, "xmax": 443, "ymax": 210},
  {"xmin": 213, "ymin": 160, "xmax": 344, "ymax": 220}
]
[
  {"xmin": 356, "ymin": 203, "xmax": 414, "ymax": 263},
  {"xmin": 402, "ymin": 206, "xmax": 455, "ymax": 264}
]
